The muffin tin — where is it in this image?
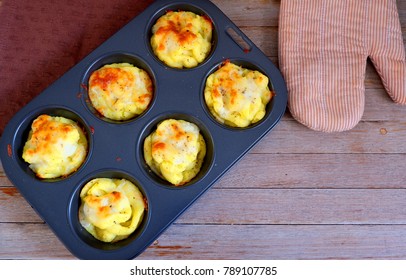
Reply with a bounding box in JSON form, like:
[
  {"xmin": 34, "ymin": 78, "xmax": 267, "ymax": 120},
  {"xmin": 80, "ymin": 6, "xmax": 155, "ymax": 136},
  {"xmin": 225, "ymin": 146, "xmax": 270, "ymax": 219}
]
[{"xmin": 0, "ymin": 0, "xmax": 287, "ymax": 259}]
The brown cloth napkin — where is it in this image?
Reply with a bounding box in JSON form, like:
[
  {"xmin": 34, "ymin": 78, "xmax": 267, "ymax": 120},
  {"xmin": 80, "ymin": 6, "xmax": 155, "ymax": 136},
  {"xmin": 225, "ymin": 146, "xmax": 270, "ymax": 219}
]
[
  {"xmin": 0, "ymin": 0, "xmax": 153, "ymax": 135},
  {"xmin": 279, "ymin": 0, "xmax": 406, "ymax": 132}
]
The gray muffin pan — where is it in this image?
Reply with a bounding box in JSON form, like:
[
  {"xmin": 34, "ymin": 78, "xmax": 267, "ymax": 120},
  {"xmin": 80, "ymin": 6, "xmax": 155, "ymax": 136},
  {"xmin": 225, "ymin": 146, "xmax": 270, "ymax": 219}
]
[{"xmin": 0, "ymin": 0, "xmax": 287, "ymax": 259}]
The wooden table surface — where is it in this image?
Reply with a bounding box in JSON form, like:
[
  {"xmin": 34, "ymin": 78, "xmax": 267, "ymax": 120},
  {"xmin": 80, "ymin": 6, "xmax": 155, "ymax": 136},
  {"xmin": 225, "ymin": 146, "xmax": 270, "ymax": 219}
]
[{"xmin": 1, "ymin": 0, "xmax": 406, "ymax": 260}]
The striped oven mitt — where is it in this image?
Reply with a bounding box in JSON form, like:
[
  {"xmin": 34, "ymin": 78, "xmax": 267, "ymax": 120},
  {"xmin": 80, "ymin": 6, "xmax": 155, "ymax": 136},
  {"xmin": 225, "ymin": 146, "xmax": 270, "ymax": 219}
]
[{"xmin": 279, "ymin": 0, "xmax": 406, "ymax": 132}]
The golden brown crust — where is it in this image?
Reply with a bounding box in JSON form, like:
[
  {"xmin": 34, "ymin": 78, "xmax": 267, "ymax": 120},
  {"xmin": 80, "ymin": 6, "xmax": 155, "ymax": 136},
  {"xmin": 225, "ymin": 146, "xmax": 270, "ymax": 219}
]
[
  {"xmin": 143, "ymin": 119, "xmax": 206, "ymax": 186},
  {"xmin": 204, "ymin": 61, "xmax": 273, "ymax": 127},
  {"xmin": 88, "ymin": 63, "xmax": 153, "ymax": 121},
  {"xmin": 150, "ymin": 11, "xmax": 213, "ymax": 68},
  {"xmin": 22, "ymin": 114, "xmax": 88, "ymax": 179}
]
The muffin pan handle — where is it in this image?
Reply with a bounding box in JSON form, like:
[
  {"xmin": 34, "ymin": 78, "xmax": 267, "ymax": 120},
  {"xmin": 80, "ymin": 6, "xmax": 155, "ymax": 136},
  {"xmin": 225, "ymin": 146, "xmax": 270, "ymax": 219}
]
[{"xmin": 225, "ymin": 26, "xmax": 252, "ymax": 53}]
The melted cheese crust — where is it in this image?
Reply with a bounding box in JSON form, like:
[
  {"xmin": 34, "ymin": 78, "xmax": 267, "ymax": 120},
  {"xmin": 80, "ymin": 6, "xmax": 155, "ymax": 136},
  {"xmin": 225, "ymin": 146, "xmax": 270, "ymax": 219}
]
[
  {"xmin": 144, "ymin": 119, "xmax": 206, "ymax": 186},
  {"xmin": 204, "ymin": 61, "xmax": 273, "ymax": 127},
  {"xmin": 22, "ymin": 115, "xmax": 88, "ymax": 179},
  {"xmin": 79, "ymin": 178, "xmax": 146, "ymax": 243},
  {"xmin": 88, "ymin": 63, "xmax": 153, "ymax": 121},
  {"xmin": 151, "ymin": 11, "xmax": 213, "ymax": 68}
]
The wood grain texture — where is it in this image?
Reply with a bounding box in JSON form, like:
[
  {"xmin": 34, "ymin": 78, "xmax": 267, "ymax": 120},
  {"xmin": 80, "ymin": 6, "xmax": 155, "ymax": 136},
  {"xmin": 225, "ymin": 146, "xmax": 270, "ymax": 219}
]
[
  {"xmin": 2, "ymin": 187, "xmax": 406, "ymax": 224},
  {"xmin": 253, "ymin": 120, "xmax": 406, "ymax": 154},
  {"xmin": 0, "ymin": 0, "xmax": 406, "ymax": 260},
  {"xmin": 2, "ymin": 223, "xmax": 406, "ymax": 260}
]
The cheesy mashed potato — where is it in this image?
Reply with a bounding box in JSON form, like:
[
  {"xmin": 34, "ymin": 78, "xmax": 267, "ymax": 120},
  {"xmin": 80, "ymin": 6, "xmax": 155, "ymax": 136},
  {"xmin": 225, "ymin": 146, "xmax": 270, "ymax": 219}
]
[
  {"xmin": 204, "ymin": 61, "xmax": 273, "ymax": 128},
  {"xmin": 79, "ymin": 178, "xmax": 146, "ymax": 243},
  {"xmin": 151, "ymin": 10, "xmax": 213, "ymax": 68},
  {"xmin": 144, "ymin": 119, "xmax": 206, "ymax": 186},
  {"xmin": 88, "ymin": 63, "xmax": 153, "ymax": 121},
  {"xmin": 22, "ymin": 115, "xmax": 88, "ymax": 179}
]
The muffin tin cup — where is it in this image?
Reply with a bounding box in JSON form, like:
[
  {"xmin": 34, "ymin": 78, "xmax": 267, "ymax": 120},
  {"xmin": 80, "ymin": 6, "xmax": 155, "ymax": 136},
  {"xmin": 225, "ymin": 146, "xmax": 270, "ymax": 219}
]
[
  {"xmin": 138, "ymin": 112, "xmax": 215, "ymax": 189},
  {"xmin": 0, "ymin": 0, "xmax": 287, "ymax": 259}
]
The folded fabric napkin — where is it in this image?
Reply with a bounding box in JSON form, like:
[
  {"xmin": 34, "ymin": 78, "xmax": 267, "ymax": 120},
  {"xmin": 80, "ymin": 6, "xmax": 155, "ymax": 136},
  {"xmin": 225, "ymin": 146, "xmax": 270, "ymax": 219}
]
[
  {"xmin": 279, "ymin": 0, "xmax": 406, "ymax": 132},
  {"xmin": 0, "ymin": 0, "xmax": 153, "ymax": 135}
]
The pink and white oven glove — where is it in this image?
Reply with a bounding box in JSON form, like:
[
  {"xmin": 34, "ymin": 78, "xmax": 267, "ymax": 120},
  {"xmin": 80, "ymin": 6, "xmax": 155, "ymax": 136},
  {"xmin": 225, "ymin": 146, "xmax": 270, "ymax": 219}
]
[{"xmin": 279, "ymin": 0, "xmax": 406, "ymax": 132}]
